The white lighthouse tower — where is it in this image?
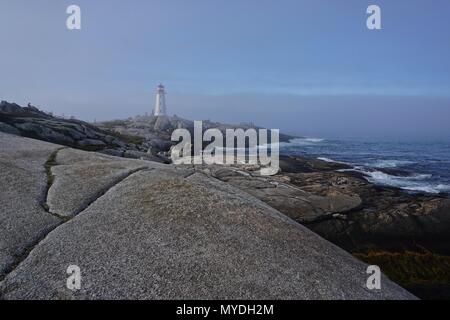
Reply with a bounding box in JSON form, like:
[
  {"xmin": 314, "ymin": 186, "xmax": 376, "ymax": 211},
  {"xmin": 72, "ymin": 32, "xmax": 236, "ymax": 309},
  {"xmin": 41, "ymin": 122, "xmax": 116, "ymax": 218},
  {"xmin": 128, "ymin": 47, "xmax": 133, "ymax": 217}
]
[{"xmin": 153, "ymin": 84, "xmax": 167, "ymax": 116}]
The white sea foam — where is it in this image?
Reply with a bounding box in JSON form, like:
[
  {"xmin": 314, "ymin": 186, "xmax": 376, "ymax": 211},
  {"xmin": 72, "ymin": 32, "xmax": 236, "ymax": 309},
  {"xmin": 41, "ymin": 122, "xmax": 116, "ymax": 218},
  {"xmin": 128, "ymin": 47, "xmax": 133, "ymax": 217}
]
[
  {"xmin": 317, "ymin": 157, "xmax": 335, "ymax": 163},
  {"xmin": 336, "ymin": 166, "xmax": 448, "ymax": 194},
  {"xmin": 280, "ymin": 137, "xmax": 324, "ymax": 148},
  {"xmin": 401, "ymin": 185, "xmax": 450, "ymax": 194},
  {"xmin": 302, "ymin": 138, "xmax": 324, "ymax": 143},
  {"xmin": 317, "ymin": 157, "xmax": 349, "ymax": 165},
  {"xmin": 366, "ymin": 159, "xmax": 415, "ymax": 168},
  {"xmin": 365, "ymin": 171, "xmax": 432, "ymax": 182},
  {"xmin": 356, "ymin": 169, "xmax": 450, "ymax": 194}
]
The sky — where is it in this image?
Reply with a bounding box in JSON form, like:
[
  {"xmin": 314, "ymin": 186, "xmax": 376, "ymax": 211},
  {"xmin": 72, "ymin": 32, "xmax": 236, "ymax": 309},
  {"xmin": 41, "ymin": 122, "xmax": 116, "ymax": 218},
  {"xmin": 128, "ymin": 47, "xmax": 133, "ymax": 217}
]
[{"xmin": 1, "ymin": 0, "xmax": 449, "ymax": 139}]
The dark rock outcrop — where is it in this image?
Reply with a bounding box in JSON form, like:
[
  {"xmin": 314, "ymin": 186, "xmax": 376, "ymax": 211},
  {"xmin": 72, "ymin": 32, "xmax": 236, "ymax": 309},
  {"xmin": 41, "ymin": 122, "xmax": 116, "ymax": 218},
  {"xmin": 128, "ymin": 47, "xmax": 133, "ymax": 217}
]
[
  {"xmin": 100, "ymin": 114, "xmax": 297, "ymax": 153},
  {"xmin": 1, "ymin": 101, "xmax": 295, "ymax": 163},
  {"xmin": 194, "ymin": 156, "xmax": 450, "ymax": 256},
  {"xmin": 191, "ymin": 156, "xmax": 450, "ymax": 299},
  {"xmin": 0, "ymin": 101, "xmax": 168, "ymax": 163}
]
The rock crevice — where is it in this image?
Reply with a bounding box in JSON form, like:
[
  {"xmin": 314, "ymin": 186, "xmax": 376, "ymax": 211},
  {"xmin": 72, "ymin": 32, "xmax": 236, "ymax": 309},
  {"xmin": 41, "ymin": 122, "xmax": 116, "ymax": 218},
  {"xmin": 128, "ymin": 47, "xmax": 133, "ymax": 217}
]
[{"xmin": 0, "ymin": 160, "xmax": 151, "ymax": 288}]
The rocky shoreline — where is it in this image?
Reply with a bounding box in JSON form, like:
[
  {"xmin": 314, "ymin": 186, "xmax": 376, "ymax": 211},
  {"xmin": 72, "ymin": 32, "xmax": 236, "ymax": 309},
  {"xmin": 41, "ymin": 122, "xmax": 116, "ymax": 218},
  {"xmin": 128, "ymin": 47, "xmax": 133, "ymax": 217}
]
[
  {"xmin": 1, "ymin": 101, "xmax": 449, "ymax": 299},
  {"xmin": 1, "ymin": 132, "xmax": 417, "ymax": 299},
  {"xmin": 190, "ymin": 156, "xmax": 450, "ymax": 299}
]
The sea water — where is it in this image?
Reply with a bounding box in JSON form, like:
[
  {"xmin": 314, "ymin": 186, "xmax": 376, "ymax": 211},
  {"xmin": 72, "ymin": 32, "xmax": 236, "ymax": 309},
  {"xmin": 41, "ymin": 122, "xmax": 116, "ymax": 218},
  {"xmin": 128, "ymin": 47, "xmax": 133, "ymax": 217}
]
[{"xmin": 280, "ymin": 137, "xmax": 450, "ymax": 195}]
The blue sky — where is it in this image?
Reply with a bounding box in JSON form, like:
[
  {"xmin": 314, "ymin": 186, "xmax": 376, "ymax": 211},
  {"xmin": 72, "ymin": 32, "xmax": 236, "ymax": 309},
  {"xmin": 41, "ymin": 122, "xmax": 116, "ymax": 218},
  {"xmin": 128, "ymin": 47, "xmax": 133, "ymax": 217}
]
[{"xmin": 1, "ymin": 0, "xmax": 449, "ymax": 138}]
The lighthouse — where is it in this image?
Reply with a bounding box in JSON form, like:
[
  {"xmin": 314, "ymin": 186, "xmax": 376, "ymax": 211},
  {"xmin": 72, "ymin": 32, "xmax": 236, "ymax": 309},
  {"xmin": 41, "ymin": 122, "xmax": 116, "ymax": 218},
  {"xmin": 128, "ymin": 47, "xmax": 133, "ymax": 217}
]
[{"xmin": 154, "ymin": 84, "xmax": 167, "ymax": 116}]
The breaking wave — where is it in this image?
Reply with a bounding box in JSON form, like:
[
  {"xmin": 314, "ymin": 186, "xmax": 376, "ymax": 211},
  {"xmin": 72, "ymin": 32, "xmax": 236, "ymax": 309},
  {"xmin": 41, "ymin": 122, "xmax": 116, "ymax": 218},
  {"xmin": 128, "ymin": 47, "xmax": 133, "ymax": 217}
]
[
  {"xmin": 317, "ymin": 157, "xmax": 348, "ymax": 165},
  {"xmin": 315, "ymin": 154, "xmax": 448, "ymax": 194},
  {"xmin": 279, "ymin": 136, "xmax": 450, "ymax": 196},
  {"xmin": 365, "ymin": 159, "xmax": 415, "ymax": 168},
  {"xmin": 280, "ymin": 137, "xmax": 325, "ymax": 148},
  {"xmin": 336, "ymin": 165, "xmax": 448, "ymax": 194}
]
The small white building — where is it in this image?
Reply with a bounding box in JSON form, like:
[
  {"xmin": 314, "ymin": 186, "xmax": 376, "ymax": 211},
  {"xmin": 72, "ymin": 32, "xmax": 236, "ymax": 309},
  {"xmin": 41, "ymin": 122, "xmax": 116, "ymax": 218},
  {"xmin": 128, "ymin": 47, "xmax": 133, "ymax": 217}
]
[{"xmin": 153, "ymin": 84, "xmax": 167, "ymax": 116}]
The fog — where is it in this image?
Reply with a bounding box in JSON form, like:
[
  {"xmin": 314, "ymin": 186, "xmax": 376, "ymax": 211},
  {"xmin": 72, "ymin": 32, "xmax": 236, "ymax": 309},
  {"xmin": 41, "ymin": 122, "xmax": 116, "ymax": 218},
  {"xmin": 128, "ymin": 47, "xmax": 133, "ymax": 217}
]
[{"xmin": 1, "ymin": 0, "xmax": 450, "ymax": 141}]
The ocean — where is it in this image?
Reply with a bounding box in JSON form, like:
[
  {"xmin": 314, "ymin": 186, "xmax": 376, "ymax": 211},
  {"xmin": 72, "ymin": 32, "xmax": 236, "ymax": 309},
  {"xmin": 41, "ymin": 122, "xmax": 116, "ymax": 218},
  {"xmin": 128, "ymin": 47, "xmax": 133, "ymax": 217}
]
[{"xmin": 279, "ymin": 137, "xmax": 450, "ymax": 195}]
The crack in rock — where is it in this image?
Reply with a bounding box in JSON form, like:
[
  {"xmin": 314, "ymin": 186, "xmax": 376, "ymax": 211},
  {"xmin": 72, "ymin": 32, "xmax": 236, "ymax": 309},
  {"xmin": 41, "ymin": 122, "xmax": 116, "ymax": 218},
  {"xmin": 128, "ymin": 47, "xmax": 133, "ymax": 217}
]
[{"xmin": 0, "ymin": 165, "xmax": 150, "ymax": 288}]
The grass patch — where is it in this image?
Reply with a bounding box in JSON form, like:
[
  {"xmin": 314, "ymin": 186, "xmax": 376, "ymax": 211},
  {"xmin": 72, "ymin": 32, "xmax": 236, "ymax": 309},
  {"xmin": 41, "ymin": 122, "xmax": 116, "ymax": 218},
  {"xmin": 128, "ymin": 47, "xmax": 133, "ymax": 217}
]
[
  {"xmin": 44, "ymin": 150, "xmax": 59, "ymax": 190},
  {"xmin": 102, "ymin": 128, "xmax": 145, "ymax": 146},
  {"xmin": 355, "ymin": 250, "xmax": 450, "ymax": 299},
  {"xmin": 99, "ymin": 119, "xmax": 130, "ymax": 129}
]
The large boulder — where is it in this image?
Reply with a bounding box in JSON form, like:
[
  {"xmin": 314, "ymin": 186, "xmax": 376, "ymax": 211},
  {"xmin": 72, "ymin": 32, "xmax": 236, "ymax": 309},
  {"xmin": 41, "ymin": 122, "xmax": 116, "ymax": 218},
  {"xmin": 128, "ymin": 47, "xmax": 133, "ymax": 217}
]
[
  {"xmin": 0, "ymin": 102, "xmax": 147, "ymax": 155},
  {"xmin": 0, "ymin": 133, "xmax": 415, "ymax": 300},
  {"xmin": 0, "ymin": 122, "xmax": 21, "ymax": 136},
  {"xmin": 0, "ymin": 101, "xmax": 23, "ymax": 114},
  {"xmin": 46, "ymin": 149, "xmax": 164, "ymax": 217},
  {"xmin": 14, "ymin": 121, "xmax": 75, "ymax": 145},
  {"xmin": 123, "ymin": 150, "xmax": 167, "ymax": 163},
  {"xmin": 204, "ymin": 166, "xmax": 363, "ymax": 223}
]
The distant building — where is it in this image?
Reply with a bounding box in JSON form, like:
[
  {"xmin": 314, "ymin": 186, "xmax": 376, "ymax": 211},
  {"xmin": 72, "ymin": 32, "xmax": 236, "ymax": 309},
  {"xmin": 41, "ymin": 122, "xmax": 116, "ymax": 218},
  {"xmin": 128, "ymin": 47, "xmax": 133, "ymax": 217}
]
[{"xmin": 153, "ymin": 84, "xmax": 167, "ymax": 116}]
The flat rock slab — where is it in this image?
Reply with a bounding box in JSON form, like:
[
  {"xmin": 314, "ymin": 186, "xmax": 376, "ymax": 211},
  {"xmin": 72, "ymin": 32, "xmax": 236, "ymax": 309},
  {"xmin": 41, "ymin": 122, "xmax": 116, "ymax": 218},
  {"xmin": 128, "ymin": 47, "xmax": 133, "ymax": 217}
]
[
  {"xmin": 206, "ymin": 166, "xmax": 362, "ymax": 222},
  {"xmin": 47, "ymin": 149, "xmax": 165, "ymax": 217},
  {"xmin": 0, "ymin": 133, "xmax": 61, "ymax": 277},
  {"xmin": 1, "ymin": 166, "xmax": 414, "ymax": 299}
]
